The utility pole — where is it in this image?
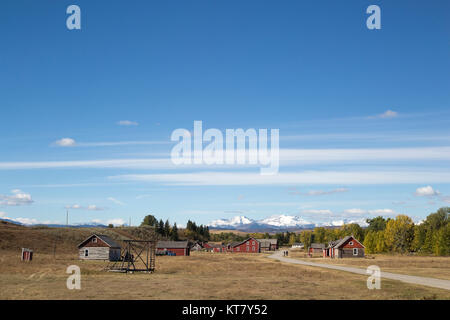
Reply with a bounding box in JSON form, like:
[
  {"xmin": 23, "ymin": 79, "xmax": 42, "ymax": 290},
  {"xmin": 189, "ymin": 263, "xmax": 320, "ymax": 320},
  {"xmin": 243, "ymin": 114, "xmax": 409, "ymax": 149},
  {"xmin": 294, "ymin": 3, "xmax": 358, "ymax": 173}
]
[
  {"xmin": 66, "ymin": 210, "xmax": 69, "ymax": 227},
  {"xmin": 129, "ymin": 217, "xmax": 131, "ymax": 227}
]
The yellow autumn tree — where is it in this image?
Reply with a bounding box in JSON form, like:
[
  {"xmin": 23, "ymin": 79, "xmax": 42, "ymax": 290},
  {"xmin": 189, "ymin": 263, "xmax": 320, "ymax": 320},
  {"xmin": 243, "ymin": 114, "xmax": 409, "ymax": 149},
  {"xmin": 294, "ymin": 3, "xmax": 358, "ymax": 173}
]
[{"xmin": 384, "ymin": 215, "xmax": 415, "ymax": 253}]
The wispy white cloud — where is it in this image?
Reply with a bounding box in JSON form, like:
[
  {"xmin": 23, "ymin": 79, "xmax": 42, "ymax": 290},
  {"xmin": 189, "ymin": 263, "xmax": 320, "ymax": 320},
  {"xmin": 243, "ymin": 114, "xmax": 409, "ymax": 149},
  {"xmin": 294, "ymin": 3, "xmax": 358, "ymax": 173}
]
[
  {"xmin": 107, "ymin": 197, "xmax": 125, "ymax": 206},
  {"xmin": 368, "ymin": 209, "xmax": 396, "ymax": 215},
  {"xmin": 289, "ymin": 187, "xmax": 349, "ymax": 196},
  {"xmin": 2, "ymin": 146, "xmax": 450, "ymax": 170},
  {"xmin": 367, "ymin": 110, "xmax": 399, "ymax": 119},
  {"xmin": 117, "ymin": 120, "xmax": 138, "ymax": 126},
  {"xmin": 343, "ymin": 208, "xmax": 367, "ymax": 215},
  {"xmin": 414, "ymin": 185, "xmax": 440, "ymax": 196},
  {"xmin": 0, "ymin": 189, "xmax": 33, "ymax": 206},
  {"xmin": 0, "ymin": 159, "xmax": 172, "ymax": 170},
  {"xmin": 282, "ymin": 133, "xmax": 450, "ymax": 143},
  {"xmin": 53, "ymin": 138, "xmax": 76, "ymax": 147},
  {"xmin": 76, "ymin": 141, "xmax": 169, "ymax": 147},
  {"xmin": 110, "ymin": 170, "xmax": 450, "ymax": 186},
  {"xmin": 65, "ymin": 204, "xmax": 105, "ymax": 211},
  {"xmin": 135, "ymin": 194, "xmax": 151, "ymax": 200},
  {"xmin": 301, "ymin": 209, "xmax": 333, "ymax": 215}
]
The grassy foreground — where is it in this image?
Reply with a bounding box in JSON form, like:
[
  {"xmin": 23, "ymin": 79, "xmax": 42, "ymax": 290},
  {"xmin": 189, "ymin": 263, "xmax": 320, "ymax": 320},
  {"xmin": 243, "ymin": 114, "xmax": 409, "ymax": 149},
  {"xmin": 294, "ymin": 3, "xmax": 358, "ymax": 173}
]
[
  {"xmin": 288, "ymin": 249, "xmax": 450, "ymax": 280},
  {"xmin": 1, "ymin": 250, "xmax": 449, "ymax": 300}
]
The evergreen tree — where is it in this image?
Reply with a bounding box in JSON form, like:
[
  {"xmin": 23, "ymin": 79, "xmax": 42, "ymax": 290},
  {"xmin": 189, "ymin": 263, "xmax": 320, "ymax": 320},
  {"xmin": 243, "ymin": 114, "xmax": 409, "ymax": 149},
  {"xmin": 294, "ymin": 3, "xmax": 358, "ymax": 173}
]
[
  {"xmin": 164, "ymin": 219, "xmax": 171, "ymax": 237},
  {"xmin": 170, "ymin": 223, "xmax": 179, "ymax": 241},
  {"xmin": 158, "ymin": 219, "xmax": 165, "ymax": 235}
]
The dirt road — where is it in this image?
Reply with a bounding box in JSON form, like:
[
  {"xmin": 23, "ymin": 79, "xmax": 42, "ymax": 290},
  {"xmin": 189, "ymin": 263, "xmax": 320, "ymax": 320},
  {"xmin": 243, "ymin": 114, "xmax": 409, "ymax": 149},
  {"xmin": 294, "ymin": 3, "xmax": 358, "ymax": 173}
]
[{"xmin": 268, "ymin": 251, "xmax": 450, "ymax": 291}]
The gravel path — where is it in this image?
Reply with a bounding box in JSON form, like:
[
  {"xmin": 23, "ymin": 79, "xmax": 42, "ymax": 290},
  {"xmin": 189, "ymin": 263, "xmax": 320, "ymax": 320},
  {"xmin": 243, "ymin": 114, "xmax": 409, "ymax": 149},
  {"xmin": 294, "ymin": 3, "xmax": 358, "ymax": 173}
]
[{"xmin": 268, "ymin": 250, "xmax": 450, "ymax": 291}]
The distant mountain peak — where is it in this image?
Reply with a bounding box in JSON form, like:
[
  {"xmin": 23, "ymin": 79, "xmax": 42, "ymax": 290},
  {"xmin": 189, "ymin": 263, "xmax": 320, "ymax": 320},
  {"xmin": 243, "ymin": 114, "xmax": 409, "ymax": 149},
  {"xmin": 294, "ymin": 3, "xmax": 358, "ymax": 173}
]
[
  {"xmin": 208, "ymin": 214, "xmax": 368, "ymax": 232},
  {"xmin": 209, "ymin": 215, "xmax": 253, "ymax": 228}
]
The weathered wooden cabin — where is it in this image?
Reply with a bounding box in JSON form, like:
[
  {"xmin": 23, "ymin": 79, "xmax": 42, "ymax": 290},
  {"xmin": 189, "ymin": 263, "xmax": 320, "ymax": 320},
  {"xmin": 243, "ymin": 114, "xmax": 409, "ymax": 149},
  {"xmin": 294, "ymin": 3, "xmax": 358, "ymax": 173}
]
[
  {"xmin": 324, "ymin": 235, "xmax": 365, "ymax": 258},
  {"xmin": 156, "ymin": 241, "xmax": 190, "ymax": 256},
  {"xmin": 256, "ymin": 239, "xmax": 278, "ymax": 251},
  {"xmin": 77, "ymin": 234, "xmax": 121, "ymax": 261},
  {"xmin": 308, "ymin": 243, "xmax": 325, "ymax": 256}
]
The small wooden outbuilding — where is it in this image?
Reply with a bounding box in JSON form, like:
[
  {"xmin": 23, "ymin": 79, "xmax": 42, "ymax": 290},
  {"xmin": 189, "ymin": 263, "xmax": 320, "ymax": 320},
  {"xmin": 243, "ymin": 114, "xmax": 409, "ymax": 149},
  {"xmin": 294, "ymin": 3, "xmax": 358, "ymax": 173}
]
[
  {"xmin": 308, "ymin": 243, "xmax": 325, "ymax": 256},
  {"xmin": 256, "ymin": 239, "xmax": 278, "ymax": 251},
  {"xmin": 77, "ymin": 234, "xmax": 121, "ymax": 261},
  {"xmin": 156, "ymin": 241, "xmax": 190, "ymax": 256}
]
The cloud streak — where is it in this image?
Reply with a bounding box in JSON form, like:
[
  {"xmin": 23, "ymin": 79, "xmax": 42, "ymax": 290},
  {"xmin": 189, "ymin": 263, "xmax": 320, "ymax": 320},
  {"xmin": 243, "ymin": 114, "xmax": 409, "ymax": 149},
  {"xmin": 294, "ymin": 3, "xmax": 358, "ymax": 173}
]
[
  {"xmin": 2, "ymin": 146, "xmax": 450, "ymax": 170},
  {"xmin": 109, "ymin": 170, "xmax": 450, "ymax": 186}
]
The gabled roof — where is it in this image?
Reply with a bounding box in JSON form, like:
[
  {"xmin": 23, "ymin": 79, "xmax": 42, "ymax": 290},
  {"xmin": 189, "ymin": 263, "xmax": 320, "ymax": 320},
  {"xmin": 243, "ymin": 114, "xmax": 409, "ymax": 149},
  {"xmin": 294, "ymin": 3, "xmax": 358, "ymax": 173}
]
[
  {"xmin": 209, "ymin": 243, "xmax": 224, "ymax": 248},
  {"xmin": 328, "ymin": 235, "xmax": 365, "ymax": 249},
  {"xmin": 256, "ymin": 239, "xmax": 278, "ymax": 246},
  {"xmin": 156, "ymin": 240, "xmax": 189, "ymax": 249},
  {"xmin": 309, "ymin": 243, "xmax": 325, "ymax": 249},
  {"xmin": 229, "ymin": 237, "xmax": 258, "ymax": 248},
  {"xmin": 77, "ymin": 234, "xmax": 121, "ymax": 248}
]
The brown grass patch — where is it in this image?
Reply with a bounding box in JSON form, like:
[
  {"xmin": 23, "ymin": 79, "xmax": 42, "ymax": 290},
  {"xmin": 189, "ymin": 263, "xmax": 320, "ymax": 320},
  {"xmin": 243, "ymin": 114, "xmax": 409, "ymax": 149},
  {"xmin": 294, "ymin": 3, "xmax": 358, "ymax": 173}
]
[{"xmin": 0, "ymin": 251, "xmax": 449, "ymax": 300}]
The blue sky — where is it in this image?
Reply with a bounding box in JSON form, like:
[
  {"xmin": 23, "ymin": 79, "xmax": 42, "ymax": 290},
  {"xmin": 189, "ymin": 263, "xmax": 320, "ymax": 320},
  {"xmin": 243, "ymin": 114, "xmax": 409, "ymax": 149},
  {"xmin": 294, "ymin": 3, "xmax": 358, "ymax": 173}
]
[{"xmin": 0, "ymin": 0, "xmax": 449, "ymax": 226}]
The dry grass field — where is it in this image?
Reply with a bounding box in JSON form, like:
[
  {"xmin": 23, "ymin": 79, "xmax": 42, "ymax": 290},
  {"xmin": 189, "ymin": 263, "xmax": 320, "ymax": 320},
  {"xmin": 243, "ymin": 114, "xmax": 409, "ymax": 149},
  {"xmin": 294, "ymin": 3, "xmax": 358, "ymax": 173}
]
[
  {"xmin": 1, "ymin": 251, "xmax": 450, "ymax": 300},
  {"xmin": 288, "ymin": 249, "xmax": 450, "ymax": 280},
  {"xmin": 1, "ymin": 222, "xmax": 449, "ymax": 300}
]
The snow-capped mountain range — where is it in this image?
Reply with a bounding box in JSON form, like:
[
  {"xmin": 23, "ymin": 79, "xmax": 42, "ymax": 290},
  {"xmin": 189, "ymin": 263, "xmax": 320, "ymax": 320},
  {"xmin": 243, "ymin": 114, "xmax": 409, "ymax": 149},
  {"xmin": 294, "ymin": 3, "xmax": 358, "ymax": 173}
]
[{"xmin": 208, "ymin": 214, "xmax": 368, "ymax": 231}]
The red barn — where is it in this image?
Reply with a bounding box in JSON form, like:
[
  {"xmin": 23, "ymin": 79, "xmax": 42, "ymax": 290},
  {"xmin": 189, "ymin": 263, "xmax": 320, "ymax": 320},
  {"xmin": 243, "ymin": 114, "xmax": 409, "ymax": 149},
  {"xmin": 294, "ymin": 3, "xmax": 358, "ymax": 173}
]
[
  {"xmin": 156, "ymin": 241, "xmax": 190, "ymax": 256},
  {"xmin": 324, "ymin": 235, "xmax": 365, "ymax": 258},
  {"xmin": 228, "ymin": 237, "xmax": 260, "ymax": 253}
]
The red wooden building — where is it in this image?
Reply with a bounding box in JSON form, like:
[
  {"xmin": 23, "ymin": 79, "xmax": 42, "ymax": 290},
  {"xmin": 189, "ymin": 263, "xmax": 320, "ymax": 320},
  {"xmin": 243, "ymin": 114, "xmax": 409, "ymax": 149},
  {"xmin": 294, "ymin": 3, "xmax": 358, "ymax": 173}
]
[
  {"xmin": 203, "ymin": 242, "xmax": 225, "ymax": 253},
  {"xmin": 324, "ymin": 235, "xmax": 365, "ymax": 258},
  {"xmin": 227, "ymin": 237, "xmax": 260, "ymax": 253},
  {"xmin": 156, "ymin": 241, "xmax": 190, "ymax": 256}
]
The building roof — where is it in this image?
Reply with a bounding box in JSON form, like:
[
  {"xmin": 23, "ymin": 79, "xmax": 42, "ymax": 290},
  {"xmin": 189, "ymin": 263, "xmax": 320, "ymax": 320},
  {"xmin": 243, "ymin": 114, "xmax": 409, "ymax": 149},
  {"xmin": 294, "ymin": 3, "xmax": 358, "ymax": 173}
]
[
  {"xmin": 77, "ymin": 234, "xmax": 121, "ymax": 249},
  {"xmin": 292, "ymin": 242, "xmax": 304, "ymax": 246},
  {"xmin": 228, "ymin": 237, "xmax": 258, "ymax": 248},
  {"xmin": 227, "ymin": 241, "xmax": 242, "ymax": 248},
  {"xmin": 309, "ymin": 243, "xmax": 325, "ymax": 249},
  {"xmin": 208, "ymin": 243, "xmax": 224, "ymax": 248},
  {"xmin": 327, "ymin": 235, "xmax": 365, "ymax": 249},
  {"xmin": 156, "ymin": 240, "xmax": 189, "ymax": 249},
  {"xmin": 256, "ymin": 239, "xmax": 278, "ymax": 246}
]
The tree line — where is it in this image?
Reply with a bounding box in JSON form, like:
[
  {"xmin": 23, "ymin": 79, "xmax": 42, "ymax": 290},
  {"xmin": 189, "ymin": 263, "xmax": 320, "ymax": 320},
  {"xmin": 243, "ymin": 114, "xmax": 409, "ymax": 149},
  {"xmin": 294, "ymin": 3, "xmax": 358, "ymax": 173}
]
[
  {"xmin": 140, "ymin": 215, "xmax": 211, "ymax": 241},
  {"xmin": 140, "ymin": 208, "xmax": 449, "ymax": 256},
  {"xmin": 273, "ymin": 207, "xmax": 448, "ymax": 256}
]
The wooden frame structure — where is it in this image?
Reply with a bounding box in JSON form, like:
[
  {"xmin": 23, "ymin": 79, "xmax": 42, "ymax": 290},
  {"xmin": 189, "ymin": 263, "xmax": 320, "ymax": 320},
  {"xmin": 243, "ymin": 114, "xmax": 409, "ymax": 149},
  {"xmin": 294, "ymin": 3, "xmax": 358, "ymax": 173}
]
[{"xmin": 107, "ymin": 240, "xmax": 156, "ymax": 273}]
